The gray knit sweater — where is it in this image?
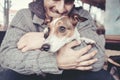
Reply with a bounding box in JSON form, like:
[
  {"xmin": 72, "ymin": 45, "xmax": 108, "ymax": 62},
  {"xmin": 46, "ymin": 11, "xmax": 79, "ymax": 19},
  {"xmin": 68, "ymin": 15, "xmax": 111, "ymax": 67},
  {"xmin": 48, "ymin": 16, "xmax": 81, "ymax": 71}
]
[{"xmin": 0, "ymin": 7, "xmax": 105, "ymax": 75}]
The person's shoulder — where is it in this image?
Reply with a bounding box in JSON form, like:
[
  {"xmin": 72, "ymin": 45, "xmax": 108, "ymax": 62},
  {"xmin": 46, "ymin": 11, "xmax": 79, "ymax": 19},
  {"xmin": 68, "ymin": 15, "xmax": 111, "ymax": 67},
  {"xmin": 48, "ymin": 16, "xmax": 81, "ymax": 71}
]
[
  {"xmin": 16, "ymin": 8, "xmax": 31, "ymax": 15},
  {"xmin": 14, "ymin": 8, "xmax": 33, "ymax": 19},
  {"xmin": 74, "ymin": 6, "xmax": 83, "ymax": 11},
  {"xmin": 75, "ymin": 7, "xmax": 90, "ymax": 15},
  {"xmin": 10, "ymin": 8, "xmax": 32, "ymax": 25},
  {"xmin": 16, "ymin": 8, "xmax": 31, "ymax": 16},
  {"xmin": 74, "ymin": 7, "xmax": 92, "ymax": 19}
]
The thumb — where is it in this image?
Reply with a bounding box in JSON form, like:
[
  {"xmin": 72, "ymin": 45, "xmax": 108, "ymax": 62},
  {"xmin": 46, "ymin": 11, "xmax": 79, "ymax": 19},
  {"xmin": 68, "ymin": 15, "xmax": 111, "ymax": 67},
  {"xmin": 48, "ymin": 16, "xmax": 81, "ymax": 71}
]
[{"xmin": 66, "ymin": 40, "xmax": 81, "ymax": 48}]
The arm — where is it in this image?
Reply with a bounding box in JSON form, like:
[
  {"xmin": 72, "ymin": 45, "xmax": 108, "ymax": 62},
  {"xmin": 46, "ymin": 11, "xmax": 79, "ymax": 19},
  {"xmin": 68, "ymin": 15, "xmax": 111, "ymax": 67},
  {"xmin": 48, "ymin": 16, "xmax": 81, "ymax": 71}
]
[
  {"xmin": 0, "ymin": 9, "xmax": 62, "ymax": 75},
  {"xmin": 57, "ymin": 42, "xmax": 98, "ymax": 70},
  {"xmin": 77, "ymin": 9, "xmax": 106, "ymax": 71}
]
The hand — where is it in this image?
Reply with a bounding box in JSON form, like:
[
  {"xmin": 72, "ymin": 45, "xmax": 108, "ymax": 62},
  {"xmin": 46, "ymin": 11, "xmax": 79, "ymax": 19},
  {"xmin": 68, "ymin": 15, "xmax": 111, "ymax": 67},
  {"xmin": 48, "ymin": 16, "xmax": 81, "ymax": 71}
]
[
  {"xmin": 56, "ymin": 40, "xmax": 98, "ymax": 71},
  {"xmin": 17, "ymin": 32, "xmax": 45, "ymax": 52}
]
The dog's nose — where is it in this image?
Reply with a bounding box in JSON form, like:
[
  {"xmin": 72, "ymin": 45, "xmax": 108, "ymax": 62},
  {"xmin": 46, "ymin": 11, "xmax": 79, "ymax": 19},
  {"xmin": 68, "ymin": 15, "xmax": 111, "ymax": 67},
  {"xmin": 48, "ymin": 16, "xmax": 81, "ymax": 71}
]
[{"xmin": 41, "ymin": 44, "xmax": 50, "ymax": 51}]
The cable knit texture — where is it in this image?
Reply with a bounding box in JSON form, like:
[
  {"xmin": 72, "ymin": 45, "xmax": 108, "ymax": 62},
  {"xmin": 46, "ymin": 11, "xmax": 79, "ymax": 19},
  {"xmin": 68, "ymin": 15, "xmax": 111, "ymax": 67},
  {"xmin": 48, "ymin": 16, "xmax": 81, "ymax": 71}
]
[{"xmin": 0, "ymin": 9, "xmax": 62, "ymax": 75}]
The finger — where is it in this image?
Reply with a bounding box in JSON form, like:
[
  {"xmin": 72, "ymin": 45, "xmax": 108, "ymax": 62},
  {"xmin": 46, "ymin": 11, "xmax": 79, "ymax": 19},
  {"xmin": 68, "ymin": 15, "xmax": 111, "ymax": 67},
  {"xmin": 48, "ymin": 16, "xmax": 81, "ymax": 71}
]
[
  {"xmin": 17, "ymin": 42, "xmax": 26, "ymax": 49},
  {"xmin": 76, "ymin": 50, "xmax": 97, "ymax": 62},
  {"xmin": 58, "ymin": 64, "xmax": 77, "ymax": 69},
  {"xmin": 17, "ymin": 36, "xmax": 27, "ymax": 49},
  {"xmin": 76, "ymin": 66, "xmax": 93, "ymax": 70},
  {"xmin": 17, "ymin": 37, "xmax": 25, "ymax": 47},
  {"xmin": 21, "ymin": 46, "xmax": 30, "ymax": 52},
  {"xmin": 77, "ymin": 58, "xmax": 98, "ymax": 66},
  {"xmin": 76, "ymin": 45, "xmax": 92, "ymax": 57},
  {"xmin": 66, "ymin": 40, "xmax": 81, "ymax": 48}
]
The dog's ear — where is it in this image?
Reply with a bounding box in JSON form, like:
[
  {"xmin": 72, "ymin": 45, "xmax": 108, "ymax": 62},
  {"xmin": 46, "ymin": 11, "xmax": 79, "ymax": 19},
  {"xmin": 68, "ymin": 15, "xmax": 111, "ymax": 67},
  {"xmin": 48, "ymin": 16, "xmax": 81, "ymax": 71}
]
[{"xmin": 69, "ymin": 14, "xmax": 88, "ymax": 26}]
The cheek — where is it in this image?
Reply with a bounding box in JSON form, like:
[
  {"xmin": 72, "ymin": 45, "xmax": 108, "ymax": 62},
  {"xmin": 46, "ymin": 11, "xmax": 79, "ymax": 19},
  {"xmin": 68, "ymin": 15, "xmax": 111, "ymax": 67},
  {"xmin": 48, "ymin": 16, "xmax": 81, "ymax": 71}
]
[{"xmin": 44, "ymin": 1, "xmax": 53, "ymax": 9}]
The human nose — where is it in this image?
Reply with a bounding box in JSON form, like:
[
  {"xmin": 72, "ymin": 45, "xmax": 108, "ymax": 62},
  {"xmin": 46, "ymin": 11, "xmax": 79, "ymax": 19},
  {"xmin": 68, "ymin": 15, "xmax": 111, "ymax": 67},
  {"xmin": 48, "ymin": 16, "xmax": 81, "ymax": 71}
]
[{"xmin": 56, "ymin": 1, "xmax": 67, "ymax": 14}]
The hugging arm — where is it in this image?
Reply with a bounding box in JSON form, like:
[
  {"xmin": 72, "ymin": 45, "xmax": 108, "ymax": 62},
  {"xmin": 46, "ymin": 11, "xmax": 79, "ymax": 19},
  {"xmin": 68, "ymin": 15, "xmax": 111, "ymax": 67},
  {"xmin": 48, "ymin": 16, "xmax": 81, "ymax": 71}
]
[
  {"xmin": 0, "ymin": 9, "xmax": 62, "ymax": 75},
  {"xmin": 76, "ymin": 9, "xmax": 106, "ymax": 71}
]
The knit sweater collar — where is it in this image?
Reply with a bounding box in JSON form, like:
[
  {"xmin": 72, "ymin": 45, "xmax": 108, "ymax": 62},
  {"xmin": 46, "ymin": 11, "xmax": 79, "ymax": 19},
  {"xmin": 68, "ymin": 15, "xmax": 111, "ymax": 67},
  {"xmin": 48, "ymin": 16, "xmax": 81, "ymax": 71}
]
[{"xmin": 29, "ymin": 0, "xmax": 46, "ymax": 20}]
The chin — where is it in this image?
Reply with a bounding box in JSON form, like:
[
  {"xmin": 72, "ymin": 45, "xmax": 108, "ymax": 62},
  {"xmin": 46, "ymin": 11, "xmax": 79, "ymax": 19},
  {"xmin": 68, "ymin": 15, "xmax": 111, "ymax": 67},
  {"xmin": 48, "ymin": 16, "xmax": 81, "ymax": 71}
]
[
  {"xmin": 48, "ymin": 12, "xmax": 61, "ymax": 18},
  {"xmin": 50, "ymin": 15, "xmax": 61, "ymax": 18}
]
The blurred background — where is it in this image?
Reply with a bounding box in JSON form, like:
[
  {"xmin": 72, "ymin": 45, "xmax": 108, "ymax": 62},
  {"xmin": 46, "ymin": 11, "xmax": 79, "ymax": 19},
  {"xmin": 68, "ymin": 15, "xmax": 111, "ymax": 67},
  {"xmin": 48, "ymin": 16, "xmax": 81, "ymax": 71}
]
[{"xmin": 0, "ymin": 0, "xmax": 33, "ymax": 30}]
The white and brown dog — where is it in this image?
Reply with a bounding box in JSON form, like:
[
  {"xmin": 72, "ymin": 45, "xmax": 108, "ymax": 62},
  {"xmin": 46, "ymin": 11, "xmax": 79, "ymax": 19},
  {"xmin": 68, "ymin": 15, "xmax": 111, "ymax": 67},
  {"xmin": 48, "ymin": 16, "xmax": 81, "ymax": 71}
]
[{"xmin": 40, "ymin": 14, "xmax": 95, "ymax": 52}]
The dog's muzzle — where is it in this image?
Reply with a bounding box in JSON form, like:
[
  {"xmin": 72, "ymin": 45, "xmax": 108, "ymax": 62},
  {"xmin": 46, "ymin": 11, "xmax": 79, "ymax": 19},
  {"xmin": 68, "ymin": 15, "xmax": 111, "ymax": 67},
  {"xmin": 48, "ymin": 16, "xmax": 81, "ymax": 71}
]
[{"xmin": 40, "ymin": 44, "xmax": 50, "ymax": 52}]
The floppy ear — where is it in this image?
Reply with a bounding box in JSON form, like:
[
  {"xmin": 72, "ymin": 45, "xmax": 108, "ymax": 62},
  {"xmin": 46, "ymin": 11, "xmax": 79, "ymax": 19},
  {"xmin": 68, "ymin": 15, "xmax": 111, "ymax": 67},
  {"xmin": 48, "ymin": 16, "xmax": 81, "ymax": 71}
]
[{"xmin": 69, "ymin": 14, "xmax": 88, "ymax": 26}]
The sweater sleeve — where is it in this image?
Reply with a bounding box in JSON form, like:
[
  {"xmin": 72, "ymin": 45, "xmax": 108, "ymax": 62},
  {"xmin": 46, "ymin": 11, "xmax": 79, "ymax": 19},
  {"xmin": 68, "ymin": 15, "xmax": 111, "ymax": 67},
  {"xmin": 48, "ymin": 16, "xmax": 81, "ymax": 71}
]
[
  {"xmin": 76, "ymin": 9, "xmax": 106, "ymax": 71},
  {"xmin": 0, "ymin": 9, "xmax": 62, "ymax": 75}
]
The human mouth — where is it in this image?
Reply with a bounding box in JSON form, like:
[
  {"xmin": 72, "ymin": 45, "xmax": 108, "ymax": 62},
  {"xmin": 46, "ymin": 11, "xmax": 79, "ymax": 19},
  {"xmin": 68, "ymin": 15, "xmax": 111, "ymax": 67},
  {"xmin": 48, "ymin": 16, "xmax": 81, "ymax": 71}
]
[{"xmin": 50, "ymin": 8, "xmax": 58, "ymax": 14}]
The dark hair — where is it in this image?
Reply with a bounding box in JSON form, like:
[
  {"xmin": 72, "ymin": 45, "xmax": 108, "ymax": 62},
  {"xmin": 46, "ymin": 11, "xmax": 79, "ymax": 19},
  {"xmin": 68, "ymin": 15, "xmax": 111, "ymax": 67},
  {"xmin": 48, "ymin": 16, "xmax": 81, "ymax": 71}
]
[
  {"xmin": 36, "ymin": 0, "xmax": 75, "ymax": 3},
  {"xmin": 65, "ymin": 0, "xmax": 75, "ymax": 4},
  {"xmin": 35, "ymin": 0, "xmax": 41, "ymax": 2}
]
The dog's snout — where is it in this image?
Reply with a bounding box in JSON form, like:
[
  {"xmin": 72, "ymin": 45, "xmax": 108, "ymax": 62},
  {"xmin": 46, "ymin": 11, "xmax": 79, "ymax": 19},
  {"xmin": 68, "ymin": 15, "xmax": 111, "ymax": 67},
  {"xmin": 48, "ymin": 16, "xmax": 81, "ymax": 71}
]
[{"xmin": 41, "ymin": 44, "xmax": 50, "ymax": 51}]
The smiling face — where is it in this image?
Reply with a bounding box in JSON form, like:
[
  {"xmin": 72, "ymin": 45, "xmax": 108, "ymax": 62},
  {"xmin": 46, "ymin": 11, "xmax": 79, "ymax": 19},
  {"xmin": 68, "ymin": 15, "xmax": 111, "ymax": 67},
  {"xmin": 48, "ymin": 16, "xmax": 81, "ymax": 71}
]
[{"xmin": 44, "ymin": 0, "xmax": 74, "ymax": 19}]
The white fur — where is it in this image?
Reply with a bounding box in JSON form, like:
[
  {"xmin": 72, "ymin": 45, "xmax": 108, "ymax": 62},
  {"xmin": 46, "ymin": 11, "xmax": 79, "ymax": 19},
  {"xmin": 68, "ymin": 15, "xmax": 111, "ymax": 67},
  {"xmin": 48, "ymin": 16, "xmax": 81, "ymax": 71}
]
[
  {"xmin": 44, "ymin": 27, "xmax": 81, "ymax": 52},
  {"xmin": 43, "ymin": 16, "xmax": 95, "ymax": 53}
]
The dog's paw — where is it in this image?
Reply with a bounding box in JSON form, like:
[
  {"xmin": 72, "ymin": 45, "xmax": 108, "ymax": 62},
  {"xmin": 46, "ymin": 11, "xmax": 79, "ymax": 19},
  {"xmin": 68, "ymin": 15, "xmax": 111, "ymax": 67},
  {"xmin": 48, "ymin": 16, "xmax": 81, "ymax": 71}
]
[
  {"xmin": 81, "ymin": 37, "xmax": 96, "ymax": 44},
  {"xmin": 85, "ymin": 39, "xmax": 95, "ymax": 44}
]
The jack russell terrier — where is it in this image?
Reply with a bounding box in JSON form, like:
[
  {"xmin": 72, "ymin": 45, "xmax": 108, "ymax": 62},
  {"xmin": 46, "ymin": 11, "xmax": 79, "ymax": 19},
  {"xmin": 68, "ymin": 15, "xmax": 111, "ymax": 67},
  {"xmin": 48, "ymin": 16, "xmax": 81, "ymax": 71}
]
[{"xmin": 40, "ymin": 14, "xmax": 95, "ymax": 53}]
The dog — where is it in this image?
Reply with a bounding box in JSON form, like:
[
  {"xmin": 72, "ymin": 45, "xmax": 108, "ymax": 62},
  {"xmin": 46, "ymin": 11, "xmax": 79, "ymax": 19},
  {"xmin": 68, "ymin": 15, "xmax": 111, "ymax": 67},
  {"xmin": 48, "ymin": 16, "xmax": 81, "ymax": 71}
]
[{"xmin": 40, "ymin": 14, "xmax": 95, "ymax": 53}]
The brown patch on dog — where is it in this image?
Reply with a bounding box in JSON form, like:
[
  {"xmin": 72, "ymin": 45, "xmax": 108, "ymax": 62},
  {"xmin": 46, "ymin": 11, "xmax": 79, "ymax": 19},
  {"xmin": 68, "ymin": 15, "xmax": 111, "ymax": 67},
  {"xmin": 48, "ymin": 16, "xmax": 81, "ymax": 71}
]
[
  {"xmin": 54, "ymin": 16, "xmax": 75, "ymax": 38},
  {"xmin": 48, "ymin": 14, "xmax": 87, "ymax": 38}
]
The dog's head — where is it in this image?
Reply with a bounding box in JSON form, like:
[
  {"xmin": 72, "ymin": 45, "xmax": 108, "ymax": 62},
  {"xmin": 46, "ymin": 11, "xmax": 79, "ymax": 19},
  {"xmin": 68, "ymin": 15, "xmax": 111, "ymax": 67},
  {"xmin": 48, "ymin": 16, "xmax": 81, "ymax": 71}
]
[{"xmin": 41, "ymin": 14, "xmax": 87, "ymax": 52}]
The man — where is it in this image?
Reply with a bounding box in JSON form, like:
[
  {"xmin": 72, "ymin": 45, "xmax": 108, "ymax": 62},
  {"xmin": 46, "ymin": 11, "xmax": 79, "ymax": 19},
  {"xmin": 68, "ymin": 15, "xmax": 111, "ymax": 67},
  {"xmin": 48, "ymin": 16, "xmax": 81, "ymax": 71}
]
[{"xmin": 0, "ymin": 0, "xmax": 114, "ymax": 80}]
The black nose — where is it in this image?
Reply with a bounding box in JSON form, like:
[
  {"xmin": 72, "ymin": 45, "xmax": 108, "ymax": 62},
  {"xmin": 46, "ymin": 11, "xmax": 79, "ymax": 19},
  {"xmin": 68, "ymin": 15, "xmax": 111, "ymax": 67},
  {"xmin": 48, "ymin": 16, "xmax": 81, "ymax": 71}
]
[{"xmin": 41, "ymin": 44, "xmax": 50, "ymax": 51}]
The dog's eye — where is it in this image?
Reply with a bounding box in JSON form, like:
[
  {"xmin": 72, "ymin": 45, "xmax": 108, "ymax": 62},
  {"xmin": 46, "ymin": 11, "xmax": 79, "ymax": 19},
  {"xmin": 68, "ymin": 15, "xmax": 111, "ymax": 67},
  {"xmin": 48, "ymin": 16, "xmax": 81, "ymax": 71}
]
[{"xmin": 59, "ymin": 26, "xmax": 66, "ymax": 33}]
